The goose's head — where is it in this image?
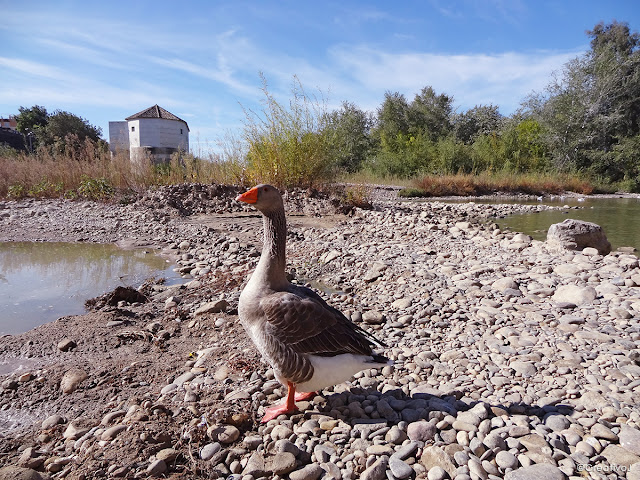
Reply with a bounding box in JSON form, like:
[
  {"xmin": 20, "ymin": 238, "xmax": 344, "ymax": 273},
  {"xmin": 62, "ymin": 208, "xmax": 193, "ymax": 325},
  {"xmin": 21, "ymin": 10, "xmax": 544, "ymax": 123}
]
[{"xmin": 236, "ymin": 184, "xmax": 284, "ymax": 214}]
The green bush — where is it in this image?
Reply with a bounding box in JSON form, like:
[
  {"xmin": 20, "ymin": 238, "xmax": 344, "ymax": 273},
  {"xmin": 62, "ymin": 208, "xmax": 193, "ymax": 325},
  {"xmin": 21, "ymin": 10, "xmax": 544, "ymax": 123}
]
[
  {"xmin": 433, "ymin": 136, "xmax": 473, "ymax": 174},
  {"xmin": 26, "ymin": 179, "xmax": 63, "ymax": 197},
  {"xmin": 240, "ymin": 75, "xmax": 338, "ymax": 189},
  {"xmin": 366, "ymin": 133, "xmax": 436, "ymax": 178},
  {"xmin": 7, "ymin": 184, "xmax": 26, "ymax": 199},
  {"xmin": 77, "ymin": 176, "xmax": 114, "ymax": 200}
]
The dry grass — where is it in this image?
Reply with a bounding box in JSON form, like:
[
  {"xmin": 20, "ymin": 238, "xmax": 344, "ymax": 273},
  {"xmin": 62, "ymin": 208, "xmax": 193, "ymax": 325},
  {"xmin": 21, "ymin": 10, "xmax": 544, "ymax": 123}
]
[
  {"xmin": 338, "ymin": 171, "xmax": 414, "ymax": 188},
  {"xmin": 0, "ymin": 137, "xmax": 244, "ymax": 200},
  {"xmin": 342, "ymin": 183, "xmax": 373, "ymax": 209},
  {"xmin": 401, "ymin": 172, "xmax": 595, "ymax": 197},
  {"xmin": 0, "ymin": 141, "xmax": 136, "ymax": 199}
]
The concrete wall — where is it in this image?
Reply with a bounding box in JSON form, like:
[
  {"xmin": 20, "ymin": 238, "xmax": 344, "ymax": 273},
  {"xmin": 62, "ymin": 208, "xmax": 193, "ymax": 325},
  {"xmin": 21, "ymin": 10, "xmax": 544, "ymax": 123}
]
[
  {"xmin": 137, "ymin": 118, "xmax": 188, "ymax": 151},
  {"xmin": 131, "ymin": 146, "xmax": 180, "ymax": 164},
  {"xmin": 108, "ymin": 121, "xmax": 129, "ymax": 154},
  {"xmin": 128, "ymin": 120, "xmax": 141, "ymax": 148}
]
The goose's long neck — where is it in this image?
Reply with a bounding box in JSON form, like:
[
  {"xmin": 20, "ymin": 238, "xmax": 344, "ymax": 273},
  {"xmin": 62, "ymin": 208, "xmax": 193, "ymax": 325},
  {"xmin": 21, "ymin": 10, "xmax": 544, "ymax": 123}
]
[{"xmin": 254, "ymin": 207, "xmax": 288, "ymax": 289}]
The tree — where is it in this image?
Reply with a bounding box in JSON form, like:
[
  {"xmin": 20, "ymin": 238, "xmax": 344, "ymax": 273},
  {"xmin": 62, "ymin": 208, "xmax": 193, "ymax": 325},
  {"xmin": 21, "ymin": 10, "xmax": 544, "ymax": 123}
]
[
  {"xmin": 14, "ymin": 106, "xmax": 103, "ymax": 153},
  {"xmin": 370, "ymin": 87, "xmax": 457, "ymax": 177},
  {"xmin": 500, "ymin": 118, "xmax": 549, "ymax": 172},
  {"xmin": 15, "ymin": 105, "xmax": 48, "ymax": 135},
  {"xmin": 326, "ymin": 101, "xmax": 374, "ymax": 173},
  {"xmin": 524, "ymin": 57, "xmax": 590, "ymax": 170},
  {"xmin": 15, "ymin": 105, "xmax": 48, "ymax": 150},
  {"xmin": 526, "ymin": 21, "xmax": 640, "ymax": 182},
  {"xmin": 585, "ymin": 21, "xmax": 640, "ymax": 143},
  {"xmin": 374, "ymin": 91, "xmax": 410, "ymax": 148},
  {"xmin": 407, "ymin": 86, "xmax": 453, "ymax": 141},
  {"xmin": 589, "ymin": 20, "xmax": 639, "ymax": 59},
  {"xmin": 453, "ymin": 104, "xmax": 503, "ymax": 144},
  {"xmin": 38, "ymin": 110, "xmax": 102, "ymax": 150}
]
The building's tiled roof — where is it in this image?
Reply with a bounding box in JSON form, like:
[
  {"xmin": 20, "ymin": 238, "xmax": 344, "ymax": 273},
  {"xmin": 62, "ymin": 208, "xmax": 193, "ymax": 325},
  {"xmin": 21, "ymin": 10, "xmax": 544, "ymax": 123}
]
[{"xmin": 126, "ymin": 105, "xmax": 189, "ymax": 131}]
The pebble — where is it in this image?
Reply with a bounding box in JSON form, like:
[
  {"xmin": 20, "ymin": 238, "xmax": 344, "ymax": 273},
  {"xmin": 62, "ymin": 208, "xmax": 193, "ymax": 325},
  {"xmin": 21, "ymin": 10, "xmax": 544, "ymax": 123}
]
[
  {"xmin": 496, "ymin": 450, "xmax": 519, "ymax": 470},
  {"xmin": 267, "ymin": 452, "xmax": 297, "ymax": 475},
  {"xmin": 427, "ymin": 465, "xmax": 447, "ymax": 480},
  {"xmin": 552, "ymin": 284, "xmax": 597, "ymax": 305},
  {"xmin": 59, "ymin": 368, "xmax": 87, "ymax": 394},
  {"xmin": 360, "ymin": 456, "xmax": 388, "ymax": 480},
  {"xmin": 392, "ymin": 441, "xmax": 419, "ymax": 460},
  {"xmin": 389, "ymin": 455, "xmax": 413, "ymax": 479},
  {"xmin": 407, "ymin": 420, "xmax": 436, "ymax": 442},
  {"xmin": 57, "ymin": 338, "xmax": 76, "ymax": 352},
  {"xmin": 100, "ymin": 424, "xmax": 126, "ymax": 441},
  {"xmin": 620, "ymin": 425, "xmax": 640, "ymax": 455},
  {"xmin": 155, "ymin": 448, "xmax": 178, "ymax": 463},
  {"xmin": 62, "ymin": 423, "xmax": 88, "ymax": 440},
  {"xmin": 483, "ymin": 432, "xmax": 506, "ymax": 450},
  {"xmin": 194, "ymin": 299, "xmax": 229, "ymax": 315},
  {"xmin": 0, "ymin": 466, "xmax": 47, "ymax": 480},
  {"xmin": 41, "ymin": 414, "xmax": 65, "ymax": 430},
  {"xmin": 590, "ymin": 422, "xmax": 619, "ymax": 441},
  {"xmin": 504, "ymin": 463, "xmax": 566, "ymax": 480},
  {"xmin": 421, "ymin": 446, "xmax": 456, "ymax": 479},
  {"xmin": 289, "ymin": 464, "xmax": 324, "ymax": 480},
  {"xmin": 468, "ymin": 458, "xmax": 488, "ymax": 479},
  {"xmin": 199, "ymin": 442, "xmax": 221, "ymax": 461},
  {"xmin": 544, "ymin": 415, "xmax": 570, "ymax": 432},
  {"xmin": 601, "ymin": 444, "xmax": 640, "ymax": 468},
  {"xmin": 146, "ymin": 459, "xmax": 167, "ymax": 477},
  {"xmin": 207, "ymin": 424, "xmax": 240, "ymax": 444},
  {"xmin": 362, "ymin": 310, "xmax": 385, "ymax": 324}
]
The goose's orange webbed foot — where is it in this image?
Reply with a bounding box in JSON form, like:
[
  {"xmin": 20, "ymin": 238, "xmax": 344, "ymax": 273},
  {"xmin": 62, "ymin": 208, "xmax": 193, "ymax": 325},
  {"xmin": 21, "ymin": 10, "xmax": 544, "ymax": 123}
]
[{"xmin": 261, "ymin": 381, "xmax": 299, "ymax": 423}]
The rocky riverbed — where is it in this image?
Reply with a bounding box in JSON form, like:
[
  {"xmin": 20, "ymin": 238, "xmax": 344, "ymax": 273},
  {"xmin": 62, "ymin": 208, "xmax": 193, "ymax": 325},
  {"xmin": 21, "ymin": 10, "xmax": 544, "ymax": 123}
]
[{"xmin": 0, "ymin": 184, "xmax": 639, "ymax": 480}]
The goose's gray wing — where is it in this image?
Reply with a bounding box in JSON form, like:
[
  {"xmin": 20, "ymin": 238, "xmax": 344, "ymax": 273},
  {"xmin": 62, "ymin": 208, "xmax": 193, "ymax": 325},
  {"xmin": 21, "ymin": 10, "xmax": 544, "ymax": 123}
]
[{"xmin": 259, "ymin": 289, "xmax": 383, "ymax": 383}]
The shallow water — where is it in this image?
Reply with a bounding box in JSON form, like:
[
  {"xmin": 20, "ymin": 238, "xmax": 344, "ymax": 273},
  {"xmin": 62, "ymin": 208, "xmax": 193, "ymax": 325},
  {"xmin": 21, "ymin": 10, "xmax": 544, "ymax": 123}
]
[
  {"xmin": 412, "ymin": 195, "xmax": 640, "ymax": 253},
  {"xmin": 0, "ymin": 242, "xmax": 180, "ymax": 335},
  {"xmin": 492, "ymin": 196, "xmax": 640, "ymax": 253}
]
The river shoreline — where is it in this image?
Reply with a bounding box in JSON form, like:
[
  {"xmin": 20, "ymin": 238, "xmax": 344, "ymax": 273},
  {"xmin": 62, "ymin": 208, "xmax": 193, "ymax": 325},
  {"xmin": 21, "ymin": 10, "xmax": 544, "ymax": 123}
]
[{"xmin": 0, "ymin": 184, "xmax": 639, "ymax": 480}]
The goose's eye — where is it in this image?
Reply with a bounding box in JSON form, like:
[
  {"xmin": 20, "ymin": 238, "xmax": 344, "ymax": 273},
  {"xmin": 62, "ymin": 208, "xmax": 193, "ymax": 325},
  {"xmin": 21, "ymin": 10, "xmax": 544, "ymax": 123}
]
[{"xmin": 263, "ymin": 186, "xmax": 270, "ymax": 192}]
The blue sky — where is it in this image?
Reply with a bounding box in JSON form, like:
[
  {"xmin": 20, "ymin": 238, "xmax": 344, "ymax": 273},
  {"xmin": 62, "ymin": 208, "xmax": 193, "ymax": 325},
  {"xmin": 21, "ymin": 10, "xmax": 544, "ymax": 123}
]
[{"xmin": 1, "ymin": 1, "xmax": 639, "ymax": 153}]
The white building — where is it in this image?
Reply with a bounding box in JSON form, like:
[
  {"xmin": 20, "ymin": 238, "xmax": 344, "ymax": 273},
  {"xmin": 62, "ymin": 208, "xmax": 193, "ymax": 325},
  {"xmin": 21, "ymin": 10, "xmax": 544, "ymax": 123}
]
[{"xmin": 109, "ymin": 105, "xmax": 189, "ymax": 163}]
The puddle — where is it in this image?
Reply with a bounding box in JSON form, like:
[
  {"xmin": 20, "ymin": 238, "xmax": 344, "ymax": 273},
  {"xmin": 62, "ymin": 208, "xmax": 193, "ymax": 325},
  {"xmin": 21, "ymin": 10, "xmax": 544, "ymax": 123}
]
[{"xmin": 0, "ymin": 242, "xmax": 181, "ymax": 335}]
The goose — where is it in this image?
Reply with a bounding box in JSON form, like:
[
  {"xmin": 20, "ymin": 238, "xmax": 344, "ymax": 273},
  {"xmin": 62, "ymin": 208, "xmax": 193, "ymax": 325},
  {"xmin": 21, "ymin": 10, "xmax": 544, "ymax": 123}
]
[{"xmin": 236, "ymin": 184, "xmax": 391, "ymax": 422}]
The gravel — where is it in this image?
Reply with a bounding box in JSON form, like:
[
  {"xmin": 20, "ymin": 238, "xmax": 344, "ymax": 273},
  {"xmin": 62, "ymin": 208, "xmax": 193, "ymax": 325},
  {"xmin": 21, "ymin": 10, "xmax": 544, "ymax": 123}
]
[{"xmin": 1, "ymin": 184, "xmax": 639, "ymax": 479}]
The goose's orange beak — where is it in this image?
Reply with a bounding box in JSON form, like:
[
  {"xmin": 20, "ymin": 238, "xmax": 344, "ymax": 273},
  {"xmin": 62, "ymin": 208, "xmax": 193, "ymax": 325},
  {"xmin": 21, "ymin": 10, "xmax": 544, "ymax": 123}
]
[{"xmin": 236, "ymin": 187, "xmax": 258, "ymax": 204}]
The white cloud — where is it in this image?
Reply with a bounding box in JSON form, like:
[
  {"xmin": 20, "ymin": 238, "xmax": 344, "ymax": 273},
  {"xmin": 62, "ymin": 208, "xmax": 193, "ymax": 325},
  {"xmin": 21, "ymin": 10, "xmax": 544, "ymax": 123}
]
[
  {"xmin": 428, "ymin": 0, "xmax": 527, "ymax": 26},
  {"xmin": 326, "ymin": 45, "xmax": 583, "ymax": 113},
  {"xmin": 0, "ymin": 57, "xmax": 69, "ymax": 81}
]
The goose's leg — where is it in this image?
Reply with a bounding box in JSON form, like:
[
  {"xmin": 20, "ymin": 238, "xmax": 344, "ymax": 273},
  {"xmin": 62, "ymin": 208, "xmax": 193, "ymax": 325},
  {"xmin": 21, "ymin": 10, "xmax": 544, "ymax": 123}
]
[
  {"xmin": 294, "ymin": 391, "xmax": 317, "ymax": 401},
  {"xmin": 261, "ymin": 381, "xmax": 298, "ymax": 422}
]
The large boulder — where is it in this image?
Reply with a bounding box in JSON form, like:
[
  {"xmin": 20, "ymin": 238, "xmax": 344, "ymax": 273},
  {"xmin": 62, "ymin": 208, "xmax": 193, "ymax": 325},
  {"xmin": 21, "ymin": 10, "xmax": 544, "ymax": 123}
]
[{"xmin": 546, "ymin": 219, "xmax": 611, "ymax": 255}]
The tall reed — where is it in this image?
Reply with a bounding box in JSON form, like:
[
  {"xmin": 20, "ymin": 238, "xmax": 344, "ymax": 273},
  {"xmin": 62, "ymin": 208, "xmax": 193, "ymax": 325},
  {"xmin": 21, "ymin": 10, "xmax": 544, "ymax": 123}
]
[
  {"xmin": 0, "ymin": 135, "xmax": 244, "ymax": 200},
  {"xmin": 240, "ymin": 75, "xmax": 338, "ymax": 189}
]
